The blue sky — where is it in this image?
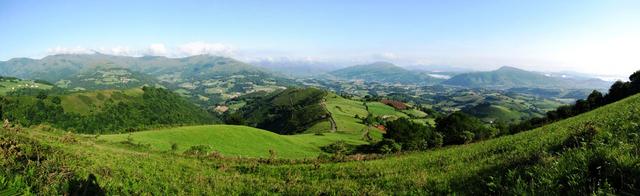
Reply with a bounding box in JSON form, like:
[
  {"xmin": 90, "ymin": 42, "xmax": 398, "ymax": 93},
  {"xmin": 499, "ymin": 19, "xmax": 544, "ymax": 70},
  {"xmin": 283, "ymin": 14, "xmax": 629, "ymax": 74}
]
[{"xmin": 1, "ymin": 0, "xmax": 639, "ymax": 76}]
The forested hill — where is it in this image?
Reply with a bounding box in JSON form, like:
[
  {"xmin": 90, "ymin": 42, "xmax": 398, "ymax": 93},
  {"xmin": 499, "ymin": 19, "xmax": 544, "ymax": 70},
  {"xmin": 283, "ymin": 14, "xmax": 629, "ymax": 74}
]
[
  {"xmin": 0, "ymin": 54, "xmax": 269, "ymax": 81},
  {"xmin": 442, "ymin": 66, "xmax": 611, "ymax": 89},
  {"xmin": 0, "ymin": 87, "xmax": 217, "ymax": 133},
  {"xmin": 234, "ymin": 88, "xmax": 329, "ymax": 134},
  {"xmin": 328, "ymin": 62, "xmax": 444, "ymax": 85}
]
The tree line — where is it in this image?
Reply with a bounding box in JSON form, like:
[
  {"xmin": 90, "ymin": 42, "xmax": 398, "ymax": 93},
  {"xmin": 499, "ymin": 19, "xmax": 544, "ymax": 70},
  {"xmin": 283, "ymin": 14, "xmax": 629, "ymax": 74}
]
[{"xmin": 349, "ymin": 111, "xmax": 497, "ymax": 154}]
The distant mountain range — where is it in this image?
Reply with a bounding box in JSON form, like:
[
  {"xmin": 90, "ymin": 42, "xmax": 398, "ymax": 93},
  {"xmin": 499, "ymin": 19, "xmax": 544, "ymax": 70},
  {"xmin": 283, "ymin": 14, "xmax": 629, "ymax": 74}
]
[
  {"xmin": 251, "ymin": 59, "xmax": 341, "ymax": 77},
  {"xmin": 0, "ymin": 54, "xmax": 298, "ymax": 106},
  {"xmin": 326, "ymin": 62, "xmax": 445, "ymax": 85},
  {"xmin": 442, "ymin": 66, "xmax": 611, "ymax": 90},
  {"xmin": 0, "ymin": 55, "xmax": 612, "ymax": 100}
]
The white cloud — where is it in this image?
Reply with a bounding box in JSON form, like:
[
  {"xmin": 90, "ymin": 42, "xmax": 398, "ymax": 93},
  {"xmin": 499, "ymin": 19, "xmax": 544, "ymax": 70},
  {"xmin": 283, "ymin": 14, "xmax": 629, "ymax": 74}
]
[
  {"xmin": 107, "ymin": 46, "xmax": 138, "ymax": 56},
  {"xmin": 146, "ymin": 43, "xmax": 168, "ymax": 56},
  {"xmin": 46, "ymin": 46, "xmax": 94, "ymax": 55},
  {"xmin": 177, "ymin": 42, "xmax": 235, "ymax": 56},
  {"xmin": 46, "ymin": 42, "xmax": 236, "ymax": 58},
  {"xmin": 371, "ymin": 52, "xmax": 399, "ymax": 61}
]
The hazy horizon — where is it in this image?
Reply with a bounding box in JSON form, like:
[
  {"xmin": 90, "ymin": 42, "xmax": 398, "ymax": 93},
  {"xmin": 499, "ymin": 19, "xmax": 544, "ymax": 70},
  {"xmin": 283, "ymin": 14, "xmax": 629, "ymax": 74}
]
[{"xmin": 1, "ymin": 0, "xmax": 638, "ymax": 78}]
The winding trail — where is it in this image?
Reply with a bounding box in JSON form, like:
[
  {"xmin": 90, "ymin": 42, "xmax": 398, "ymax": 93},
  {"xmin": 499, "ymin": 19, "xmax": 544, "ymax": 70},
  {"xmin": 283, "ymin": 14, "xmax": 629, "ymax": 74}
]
[{"xmin": 320, "ymin": 99, "xmax": 337, "ymax": 132}]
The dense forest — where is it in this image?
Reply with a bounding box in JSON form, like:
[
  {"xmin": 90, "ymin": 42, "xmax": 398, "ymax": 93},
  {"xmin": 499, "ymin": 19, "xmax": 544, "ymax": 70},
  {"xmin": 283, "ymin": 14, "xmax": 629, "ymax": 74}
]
[{"xmin": 0, "ymin": 87, "xmax": 216, "ymax": 133}]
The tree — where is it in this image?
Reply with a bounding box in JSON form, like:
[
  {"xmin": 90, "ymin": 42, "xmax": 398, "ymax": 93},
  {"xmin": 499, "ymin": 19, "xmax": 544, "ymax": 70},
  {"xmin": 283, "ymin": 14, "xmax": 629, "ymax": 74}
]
[
  {"xmin": 631, "ymin": 70, "xmax": 640, "ymax": 92},
  {"xmin": 224, "ymin": 112, "xmax": 245, "ymax": 125},
  {"xmin": 630, "ymin": 70, "xmax": 640, "ymax": 84},
  {"xmin": 36, "ymin": 91, "xmax": 48, "ymax": 100},
  {"xmin": 384, "ymin": 118, "xmax": 434, "ymax": 150},
  {"xmin": 362, "ymin": 113, "xmax": 376, "ymax": 125},
  {"xmin": 431, "ymin": 132, "xmax": 444, "ymax": 148},
  {"xmin": 574, "ymin": 99, "xmax": 590, "ymax": 114},
  {"xmin": 587, "ymin": 90, "xmax": 603, "ymax": 108},
  {"xmin": 376, "ymin": 139, "xmax": 402, "ymax": 154},
  {"xmin": 606, "ymin": 81, "xmax": 631, "ymax": 103},
  {"xmin": 51, "ymin": 96, "xmax": 62, "ymax": 105},
  {"xmin": 435, "ymin": 112, "xmax": 493, "ymax": 145}
]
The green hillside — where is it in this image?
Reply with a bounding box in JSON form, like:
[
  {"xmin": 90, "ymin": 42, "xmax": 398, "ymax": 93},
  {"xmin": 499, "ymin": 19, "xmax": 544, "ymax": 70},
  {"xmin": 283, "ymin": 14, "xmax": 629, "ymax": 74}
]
[
  {"xmin": 3, "ymin": 93, "xmax": 639, "ymax": 194},
  {"xmin": 0, "ymin": 76, "xmax": 53, "ymax": 95},
  {"xmin": 0, "ymin": 87, "xmax": 216, "ymax": 133},
  {"xmin": 100, "ymin": 125, "xmax": 367, "ymax": 159},
  {"xmin": 0, "ymin": 54, "xmax": 299, "ymax": 107},
  {"xmin": 328, "ymin": 62, "xmax": 443, "ymax": 85},
  {"xmin": 0, "ymin": 54, "xmax": 269, "ymax": 81},
  {"xmin": 443, "ymin": 66, "xmax": 611, "ymax": 89},
  {"xmin": 56, "ymin": 67, "xmax": 161, "ymax": 91},
  {"xmin": 463, "ymin": 102, "xmax": 531, "ymax": 123},
  {"xmin": 237, "ymin": 88, "xmax": 330, "ymax": 134},
  {"xmin": 61, "ymin": 88, "xmax": 144, "ymax": 115},
  {"xmin": 367, "ymin": 102, "xmax": 409, "ymax": 119},
  {"xmin": 323, "ymin": 93, "xmax": 369, "ymax": 133}
]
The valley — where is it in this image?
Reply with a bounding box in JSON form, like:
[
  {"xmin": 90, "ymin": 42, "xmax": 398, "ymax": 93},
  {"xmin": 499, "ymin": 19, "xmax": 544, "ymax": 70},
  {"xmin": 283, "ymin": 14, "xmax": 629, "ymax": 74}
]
[{"xmin": 0, "ymin": 54, "xmax": 638, "ymax": 195}]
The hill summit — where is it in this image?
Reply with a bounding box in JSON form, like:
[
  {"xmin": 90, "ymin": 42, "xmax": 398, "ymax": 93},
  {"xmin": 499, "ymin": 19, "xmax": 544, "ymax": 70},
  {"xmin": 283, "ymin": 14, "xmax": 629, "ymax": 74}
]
[
  {"xmin": 328, "ymin": 62, "xmax": 444, "ymax": 85},
  {"xmin": 442, "ymin": 66, "xmax": 611, "ymax": 89}
]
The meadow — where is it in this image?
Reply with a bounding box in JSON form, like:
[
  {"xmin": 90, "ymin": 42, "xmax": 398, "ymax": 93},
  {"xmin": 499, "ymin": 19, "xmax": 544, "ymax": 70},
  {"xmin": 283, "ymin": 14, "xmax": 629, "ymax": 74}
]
[
  {"xmin": 100, "ymin": 125, "xmax": 367, "ymax": 159},
  {"xmin": 0, "ymin": 78, "xmax": 52, "ymax": 95}
]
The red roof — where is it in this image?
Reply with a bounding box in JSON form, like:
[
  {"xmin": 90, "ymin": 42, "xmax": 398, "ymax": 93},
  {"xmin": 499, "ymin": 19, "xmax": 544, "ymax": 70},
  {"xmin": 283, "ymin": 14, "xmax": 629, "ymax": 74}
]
[{"xmin": 380, "ymin": 99, "xmax": 408, "ymax": 110}]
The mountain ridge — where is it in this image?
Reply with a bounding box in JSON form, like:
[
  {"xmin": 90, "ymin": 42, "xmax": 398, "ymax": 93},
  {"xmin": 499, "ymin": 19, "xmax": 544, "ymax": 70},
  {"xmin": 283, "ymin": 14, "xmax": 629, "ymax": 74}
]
[
  {"xmin": 442, "ymin": 66, "xmax": 611, "ymax": 90},
  {"xmin": 327, "ymin": 61, "xmax": 444, "ymax": 85}
]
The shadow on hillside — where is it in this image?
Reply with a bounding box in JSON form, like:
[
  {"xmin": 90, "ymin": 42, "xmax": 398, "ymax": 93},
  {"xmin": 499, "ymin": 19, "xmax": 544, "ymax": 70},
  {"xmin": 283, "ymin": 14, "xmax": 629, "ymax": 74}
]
[{"xmin": 68, "ymin": 174, "xmax": 105, "ymax": 196}]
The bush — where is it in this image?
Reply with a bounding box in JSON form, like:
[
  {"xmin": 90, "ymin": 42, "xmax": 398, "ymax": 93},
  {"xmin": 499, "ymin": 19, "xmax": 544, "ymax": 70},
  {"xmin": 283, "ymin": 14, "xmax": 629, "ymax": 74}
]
[
  {"xmin": 60, "ymin": 132, "xmax": 77, "ymax": 144},
  {"xmin": 170, "ymin": 143, "xmax": 178, "ymax": 152},
  {"xmin": 321, "ymin": 141, "xmax": 352, "ymax": 154},
  {"xmin": 461, "ymin": 131, "xmax": 474, "ymax": 144},
  {"xmin": 183, "ymin": 145, "xmax": 211, "ymax": 156},
  {"xmin": 431, "ymin": 132, "xmax": 444, "ymax": 148},
  {"xmin": 376, "ymin": 139, "xmax": 402, "ymax": 154}
]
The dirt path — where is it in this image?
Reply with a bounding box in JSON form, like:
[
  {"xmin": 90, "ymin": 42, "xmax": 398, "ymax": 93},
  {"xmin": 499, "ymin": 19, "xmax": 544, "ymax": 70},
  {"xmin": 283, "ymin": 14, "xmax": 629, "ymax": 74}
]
[{"xmin": 320, "ymin": 99, "xmax": 337, "ymax": 132}]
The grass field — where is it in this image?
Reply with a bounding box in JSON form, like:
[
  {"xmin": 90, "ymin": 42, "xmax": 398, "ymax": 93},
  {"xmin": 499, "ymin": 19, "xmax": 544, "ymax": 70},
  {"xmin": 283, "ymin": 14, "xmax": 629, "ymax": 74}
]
[
  {"xmin": 100, "ymin": 125, "xmax": 368, "ymax": 159},
  {"xmin": 0, "ymin": 79, "xmax": 52, "ymax": 95},
  {"xmin": 4, "ymin": 94, "xmax": 640, "ymax": 194},
  {"xmin": 401, "ymin": 108, "xmax": 428, "ymax": 118},
  {"xmin": 324, "ymin": 94, "xmax": 369, "ymax": 133},
  {"xmin": 367, "ymin": 102, "xmax": 409, "ymax": 119}
]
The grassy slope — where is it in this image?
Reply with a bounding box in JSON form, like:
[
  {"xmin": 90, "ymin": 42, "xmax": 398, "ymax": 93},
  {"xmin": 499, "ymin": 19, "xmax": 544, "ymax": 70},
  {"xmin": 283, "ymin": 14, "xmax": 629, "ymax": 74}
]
[
  {"xmin": 0, "ymin": 79, "xmax": 52, "ymax": 95},
  {"xmin": 100, "ymin": 125, "xmax": 367, "ymax": 159},
  {"xmin": 367, "ymin": 102, "xmax": 409, "ymax": 118},
  {"xmin": 7, "ymin": 94, "xmax": 640, "ymax": 194},
  {"xmin": 323, "ymin": 94, "xmax": 369, "ymax": 133}
]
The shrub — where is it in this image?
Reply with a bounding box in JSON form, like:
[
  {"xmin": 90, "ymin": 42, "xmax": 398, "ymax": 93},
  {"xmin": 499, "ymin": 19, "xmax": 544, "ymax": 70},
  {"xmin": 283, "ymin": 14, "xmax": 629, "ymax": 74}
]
[
  {"xmin": 170, "ymin": 143, "xmax": 178, "ymax": 152},
  {"xmin": 183, "ymin": 145, "xmax": 211, "ymax": 156},
  {"xmin": 60, "ymin": 132, "xmax": 77, "ymax": 144},
  {"xmin": 376, "ymin": 139, "xmax": 401, "ymax": 154},
  {"xmin": 563, "ymin": 123, "xmax": 600, "ymax": 149},
  {"xmin": 321, "ymin": 141, "xmax": 352, "ymax": 154},
  {"xmin": 431, "ymin": 132, "xmax": 444, "ymax": 148},
  {"xmin": 461, "ymin": 131, "xmax": 474, "ymax": 144}
]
